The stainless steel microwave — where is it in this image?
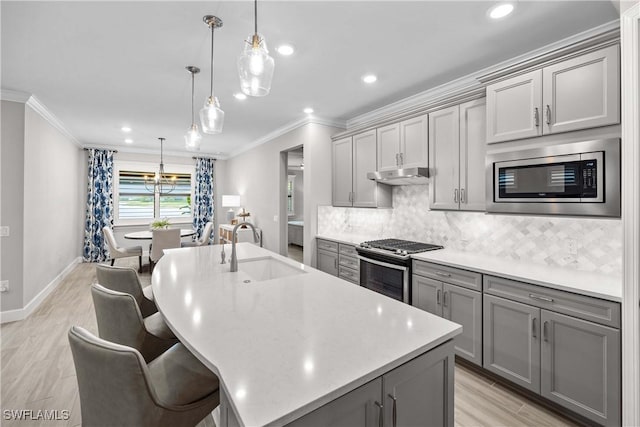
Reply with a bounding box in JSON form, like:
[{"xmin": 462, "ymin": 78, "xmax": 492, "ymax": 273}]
[{"xmin": 486, "ymin": 138, "xmax": 620, "ymax": 217}]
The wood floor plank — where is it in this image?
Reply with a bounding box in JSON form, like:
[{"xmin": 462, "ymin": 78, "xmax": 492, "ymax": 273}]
[{"xmin": 1, "ymin": 258, "xmax": 581, "ymax": 426}]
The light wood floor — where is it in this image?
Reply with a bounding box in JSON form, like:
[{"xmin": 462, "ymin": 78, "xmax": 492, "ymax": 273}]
[{"xmin": 1, "ymin": 258, "xmax": 579, "ymax": 427}]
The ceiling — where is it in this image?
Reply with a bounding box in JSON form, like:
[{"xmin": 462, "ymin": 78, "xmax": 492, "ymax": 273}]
[{"xmin": 1, "ymin": 1, "xmax": 618, "ymax": 158}]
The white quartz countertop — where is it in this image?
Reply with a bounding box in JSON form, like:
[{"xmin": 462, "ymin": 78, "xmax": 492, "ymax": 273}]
[
  {"xmin": 152, "ymin": 243, "xmax": 461, "ymax": 427},
  {"xmin": 412, "ymin": 249, "xmax": 621, "ymax": 302}
]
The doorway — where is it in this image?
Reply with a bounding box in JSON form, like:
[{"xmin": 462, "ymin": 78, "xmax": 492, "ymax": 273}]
[{"xmin": 285, "ymin": 147, "xmax": 304, "ymax": 263}]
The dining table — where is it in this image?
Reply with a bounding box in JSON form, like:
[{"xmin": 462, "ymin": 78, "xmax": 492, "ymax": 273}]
[{"xmin": 123, "ymin": 228, "xmax": 197, "ymax": 240}]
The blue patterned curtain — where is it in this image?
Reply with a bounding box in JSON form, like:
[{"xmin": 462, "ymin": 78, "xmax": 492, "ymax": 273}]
[
  {"xmin": 193, "ymin": 158, "xmax": 215, "ymax": 240},
  {"xmin": 83, "ymin": 149, "xmax": 115, "ymax": 262}
]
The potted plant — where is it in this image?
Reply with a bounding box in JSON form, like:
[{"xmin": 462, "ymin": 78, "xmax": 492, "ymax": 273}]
[{"xmin": 150, "ymin": 218, "xmax": 171, "ymax": 230}]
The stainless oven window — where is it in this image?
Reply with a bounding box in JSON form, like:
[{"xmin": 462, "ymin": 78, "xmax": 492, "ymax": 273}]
[{"xmin": 359, "ymin": 257, "xmax": 409, "ymax": 303}]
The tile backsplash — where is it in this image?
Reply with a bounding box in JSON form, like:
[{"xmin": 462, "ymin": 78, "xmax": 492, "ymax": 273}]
[{"xmin": 318, "ymin": 185, "xmax": 622, "ymax": 275}]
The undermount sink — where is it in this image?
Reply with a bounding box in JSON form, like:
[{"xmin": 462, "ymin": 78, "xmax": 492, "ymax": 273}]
[{"xmin": 238, "ymin": 256, "xmax": 307, "ymax": 282}]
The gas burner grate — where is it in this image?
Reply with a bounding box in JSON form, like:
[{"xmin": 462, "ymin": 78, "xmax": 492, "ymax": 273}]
[{"xmin": 363, "ymin": 239, "xmax": 444, "ymax": 254}]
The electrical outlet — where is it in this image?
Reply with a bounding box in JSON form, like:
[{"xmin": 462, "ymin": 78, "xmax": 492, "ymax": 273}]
[
  {"xmin": 0, "ymin": 281, "xmax": 9, "ymax": 292},
  {"xmin": 567, "ymin": 239, "xmax": 578, "ymax": 255},
  {"xmin": 273, "ymin": 215, "xmax": 278, "ymax": 222},
  {"xmin": 0, "ymin": 226, "xmax": 9, "ymax": 237}
]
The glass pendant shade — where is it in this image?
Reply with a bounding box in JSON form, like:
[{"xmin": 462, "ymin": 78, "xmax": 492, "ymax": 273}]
[
  {"xmin": 185, "ymin": 123, "xmax": 202, "ymax": 152},
  {"xmin": 200, "ymin": 96, "xmax": 225, "ymax": 134},
  {"xmin": 238, "ymin": 33, "xmax": 275, "ymax": 97}
]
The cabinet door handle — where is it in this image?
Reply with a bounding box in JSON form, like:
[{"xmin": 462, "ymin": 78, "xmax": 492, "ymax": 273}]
[
  {"xmin": 435, "ymin": 271, "xmax": 451, "ymax": 278},
  {"xmin": 454, "ymin": 189, "xmax": 459, "ymax": 203},
  {"xmin": 545, "ymin": 104, "xmax": 551, "ymax": 125},
  {"xmin": 543, "ymin": 321, "xmax": 549, "ymax": 342},
  {"xmin": 443, "ymin": 290, "xmax": 448, "ymax": 308},
  {"xmin": 534, "ymin": 107, "xmax": 539, "ymax": 127},
  {"xmin": 374, "ymin": 401, "xmax": 383, "ymax": 427},
  {"xmin": 460, "ymin": 188, "xmax": 466, "ymax": 204},
  {"xmin": 532, "ymin": 317, "xmax": 537, "ymax": 339},
  {"xmin": 395, "ymin": 153, "xmax": 399, "ymax": 166},
  {"xmin": 529, "ymin": 293, "xmax": 554, "ymax": 303},
  {"xmin": 334, "ymin": 258, "xmax": 338, "ymax": 269},
  {"xmin": 387, "ymin": 393, "xmax": 397, "ymax": 427},
  {"xmin": 436, "ymin": 289, "xmax": 442, "ymax": 305},
  {"xmin": 399, "ymin": 153, "xmax": 404, "ymax": 166}
]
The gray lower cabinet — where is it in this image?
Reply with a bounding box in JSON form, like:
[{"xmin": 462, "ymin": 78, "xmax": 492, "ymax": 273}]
[
  {"xmin": 483, "ymin": 294, "xmax": 541, "ymax": 393},
  {"xmin": 317, "ymin": 248, "xmax": 338, "ymax": 276},
  {"xmin": 483, "ymin": 293, "xmax": 621, "ymax": 426},
  {"xmin": 287, "ymin": 340, "xmax": 455, "ymax": 427},
  {"xmin": 540, "ymin": 310, "xmax": 620, "ymax": 426}
]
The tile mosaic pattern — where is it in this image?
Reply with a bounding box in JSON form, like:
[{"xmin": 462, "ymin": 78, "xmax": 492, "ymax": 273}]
[{"xmin": 318, "ymin": 185, "xmax": 622, "ymax": 275}]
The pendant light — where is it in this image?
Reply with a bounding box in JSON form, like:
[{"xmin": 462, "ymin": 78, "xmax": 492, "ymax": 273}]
[
  {"xmin": 144, "ymin": 138, "xmax": 176, "ymax": 194},
  {"xmin": 199, "ymin": 15, "xmax": 225, "ymax": 134},
  {"xmin": 237, "ymin": 0, "xmax": 274, "ymax": 97},
  {"xmin": 184, "ymin": 65, "xmax": 202, "ymax": 151}
]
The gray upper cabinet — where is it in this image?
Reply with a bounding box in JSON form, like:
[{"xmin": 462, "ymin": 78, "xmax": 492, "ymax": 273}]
[
  {"xmin": 332, "ymin": 131, "xmax": 391, "ymax": 208},
  {"xmin": 540, "ymin": 310, "xmax": 620, "ymax": 426},
  {"xmin": 377, "ymin": 115, "xmax": 428, "ymax": 172},
  {"xmin": 483, "ymin": 294, "xmax": 541, "ymax": 393},
  {"xmin": 429, "ymin": 99, "xmax": 486, "ymax": 211},
  {"xmin": 486, "ymin": 45, "xmax": 620, "ymax": 144}
]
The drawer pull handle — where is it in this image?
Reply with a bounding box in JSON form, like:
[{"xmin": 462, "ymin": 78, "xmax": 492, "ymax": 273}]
[
  {"xmin": 529, "ymin": 293, "xmax": 554, "ymax": 303},
  {"xmin": 435, "ymin": 271, "xmax": 451, "ymax": 278},
  {"xmin": 532, "ymin": 317, "xmax": 537, "ymax": 339}
]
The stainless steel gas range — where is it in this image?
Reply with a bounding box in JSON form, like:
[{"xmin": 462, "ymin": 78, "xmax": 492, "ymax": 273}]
[{"xmin": 356, "ymin": 239, "xmax": 444, "ymax": 303}]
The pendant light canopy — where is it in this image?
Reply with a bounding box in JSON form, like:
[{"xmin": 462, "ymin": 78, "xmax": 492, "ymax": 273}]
[
  {"xmin": 185, "ymin": 66, "xmax": 202, "ymax": 151},
  {"xmin": 199, "ymin": 15, "xmax": 225, "ymax": 134},
  {"xmin": 237, "ymin": 0, "xmax": 274, "ymax": 97}
]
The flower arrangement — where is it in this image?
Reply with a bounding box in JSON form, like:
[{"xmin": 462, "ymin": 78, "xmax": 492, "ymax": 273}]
[{"xmin": 150, "ymin": 218, "xmax": 171, "ymax": 229}]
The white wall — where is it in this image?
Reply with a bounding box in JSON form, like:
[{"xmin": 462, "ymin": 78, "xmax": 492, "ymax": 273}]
[
  {"xmin": 0, "ymin": 101, "xmax": 26, "ymax": 312},
  {"xmin": 223, "ymin": 123, "xmax": 341, "ymax": 265},
  {"xmin": 23, "ymin": 104, "xmax": 83, "ymax": 305}
]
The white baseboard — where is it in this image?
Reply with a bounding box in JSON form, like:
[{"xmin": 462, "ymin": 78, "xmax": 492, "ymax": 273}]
[{"xmin": 0, "ymin": 257, "xmax": 82, "ymax": 324}]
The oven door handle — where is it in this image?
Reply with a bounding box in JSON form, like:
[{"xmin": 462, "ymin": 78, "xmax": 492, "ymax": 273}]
[{"xmin": 357, "ymin": 255, "xmax": 408, "ymax": 272}]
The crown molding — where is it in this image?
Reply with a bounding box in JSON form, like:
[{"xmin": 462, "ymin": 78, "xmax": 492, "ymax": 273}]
[
  {"xmin": 226, "ymin": 116, "xmax": 346, "ymax": 159},
  {"xmin": 82, "ymin": 143, "xmax": 209, "ymax": 160},
  {"xmin": 346, "ymin": 19, "xmax": 620, "ymax": 131},
  {"xmin": 0, "ymin": 89, "xmax": 31, "ymax": 103},
  {"xmin": 26, "ymin": 96, "xmax": 82, "ymax": 147}
]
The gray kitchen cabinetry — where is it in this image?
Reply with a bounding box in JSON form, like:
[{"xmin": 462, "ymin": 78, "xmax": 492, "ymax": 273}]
[
  {"xmin": 332, "ymin": 131, "xmax": 392, "ymax": 208},
  {"xmin": 288, "ymin": 223, "xmax": 303, "ymax": 246},
  {"xmin": 483, "ymin": 275, "xmax": 621, "ymax": 426},
  {"xmin": 377, "ymin": 115, "xmax": 428, "ymax": 172},
  {"xmin": 412, "ymin": 261, "xmax": 483, "ymax": 366},
  {"xmin": 429, "ymin": 98, "xmax": 486, "ymax": 211},
  {"xmin": 317, "ymin": 239, "xmax": 339, "ymax": 276},
  {"xmin": 316, "ymin": 238, "xmax": 360, "ymax": 284},
  {"xmin": 486, "ymin": 45, "xmax": 619, "ymax": 143},
  {"xmin": 287, "ymin": 340, "xmax": 455, "ymax": 427}
]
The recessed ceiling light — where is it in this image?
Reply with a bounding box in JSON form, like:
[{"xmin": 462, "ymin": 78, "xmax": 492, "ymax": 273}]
[
  {"xmin": 362, "ymin": 74, "xmax": 377, "ymax": 84},
  {"xmin": 121, "ymin": 126, "xmax": 132, "ymax": 132},
  {"xmin": 488, "ymin": 2, "xmax": 514, "ymax": 19},
  {"xmin": 124, "ymin": 138, "xmax": 133, "ymax": 144},
  {"xmin": 233, "ymin": 92, "xmax": 247, "ymax": 100},
  {"xmin": 276, "ymin": 44, "xmax": 295, "ymax": 56},
  {"xmin": 303, "ymin": 107, "xmax": 314, "ymax": 114}
]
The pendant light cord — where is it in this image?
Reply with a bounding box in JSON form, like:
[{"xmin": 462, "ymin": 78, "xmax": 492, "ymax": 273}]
[
  {"xmin": 190, "ymin": 71, "xmax": 195, "ymax": 124},
  {"xmin": 210, "ymin": 24, "xmax": 215, "ymax": 98},
  {"xmin": 254, "ymin": 0, "xmax": 258, "ymax": 35}
]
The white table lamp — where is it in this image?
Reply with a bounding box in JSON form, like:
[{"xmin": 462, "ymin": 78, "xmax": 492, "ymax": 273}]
[{"xmin": 222, "ymin": 195, "xmax": 241, "ymax": 223}]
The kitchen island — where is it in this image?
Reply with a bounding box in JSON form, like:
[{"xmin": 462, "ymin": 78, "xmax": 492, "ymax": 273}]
[{"xmin": 152, "ymin": 243, "xmax": 461, "ymax": 426}]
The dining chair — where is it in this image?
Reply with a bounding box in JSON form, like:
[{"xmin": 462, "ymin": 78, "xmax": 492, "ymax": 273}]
[
  {"xmin": 102, "ymin": 226, "xmax": 143, "ymax": 272},
  {"xmin": 181, "ymin": 222, "xmax": 214, "ymax": 247},
  {"xmin": 95, "ymin": 264, "xmax": 157, "ymax": 318},
  {"xmin": 68, "ymin": 326, "xmax": 219, "ymax": 427},
  {"xmin": 91, "ymin": 283, "xmax": 178, "ymax": 362},
  {"xmin": 150, "ymin": 228, "xmax": 181, "ymax": 272}
]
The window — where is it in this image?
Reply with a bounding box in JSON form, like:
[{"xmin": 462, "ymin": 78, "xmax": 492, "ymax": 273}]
[
  {"xmin": 114, "ymin": 161, "xmax": 194, "ymax": 225},
  {"xmin": 287, "ymin": 175, "xmax": 295, "ymax": 216}
]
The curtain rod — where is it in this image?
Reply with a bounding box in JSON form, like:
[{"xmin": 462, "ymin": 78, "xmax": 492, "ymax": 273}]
[
  {"xmin": 83, "ymin": 148, "xmax": 118, "ymax": 153},
  {"xmin": 192, "ymin": 156, "xmax": 217, "ymax": 160}
]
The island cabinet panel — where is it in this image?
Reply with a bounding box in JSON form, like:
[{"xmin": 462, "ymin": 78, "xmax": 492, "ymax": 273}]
[
  {"xmin": 286, "ymin": 341, "xmax": 455, "ymax": 427},
  {"xmin": 287, "ymin": 378, "xmax": 382, "ymax": 427},
  {"xmin": 540, "ymin": 310, "xmax": 621, "ymax": 426},
  {"xmin": 483, "ymin": 294, "xmax": 541, "ymax": 393}
]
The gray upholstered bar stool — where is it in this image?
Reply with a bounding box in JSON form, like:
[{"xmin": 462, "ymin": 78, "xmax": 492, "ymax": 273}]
[
  {"xmin": 95, "ymin": 264, "xmax": 157, "ymax": 317},
  {"xmin": 91, "ymin": 283, "xmax": 178, "ymax": 362},
  {"xmin": 68, "ymin": 326, "xmax": 219, "ymax": 427}
]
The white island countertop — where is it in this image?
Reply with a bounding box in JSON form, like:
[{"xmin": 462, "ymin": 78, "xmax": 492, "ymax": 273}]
[{"xmin": 153, "ymin": 243, "xmax": 461, "ymax": 427}]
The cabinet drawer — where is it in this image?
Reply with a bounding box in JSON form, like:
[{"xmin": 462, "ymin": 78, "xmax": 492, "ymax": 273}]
[
  {"xmin": 412, "ymin": 261, "xmax": 482, "ymax": 291},
  {"xmin": 338, "ymin": 243, "xmax": 358, "ymax": 257},
  {"xmin": 338, "ymin": 266, "xmax": 360, "ymax": 284},
  {"xmin": 338, "ymin": 254, "xmax": 359, "ymax": 271},
  {"xmin": 317, "ymin": 239, "xmax": 338, "ymax": 252},
  {"xmin": 484, "ymin": 275, "xmax": 620, "ymax": 328}
]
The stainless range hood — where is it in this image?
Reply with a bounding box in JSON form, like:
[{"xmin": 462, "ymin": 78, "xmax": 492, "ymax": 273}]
[{"xmin": 366, "ymin": 167, "xmax": 429, "ymax": 185}]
